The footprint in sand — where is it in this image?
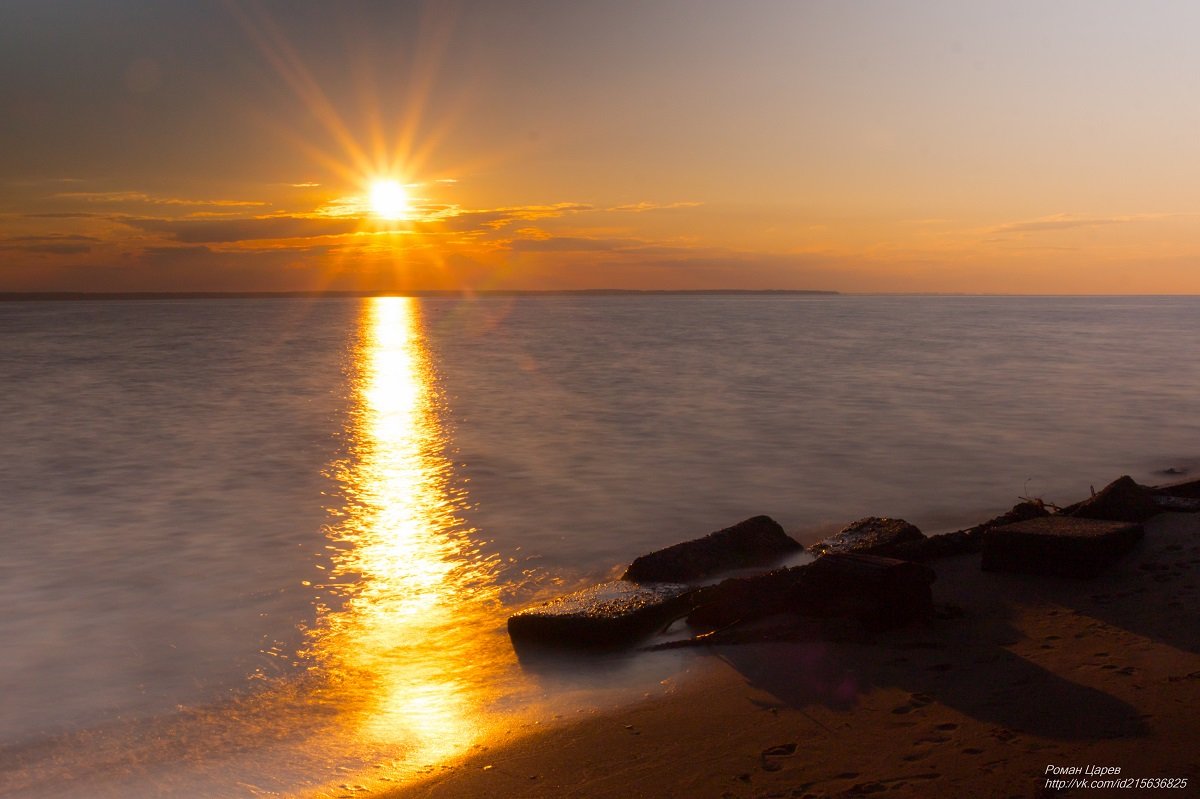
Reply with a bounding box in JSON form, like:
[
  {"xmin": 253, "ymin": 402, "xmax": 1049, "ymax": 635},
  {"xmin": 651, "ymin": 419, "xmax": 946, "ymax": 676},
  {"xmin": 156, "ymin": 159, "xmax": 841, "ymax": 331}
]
[
  {"xmin": 760, "ymin": 742, "xmax": 798, "ymax": 772},
  {"xmin": 761, "ymin": 743, "xmax": 798, "ymax": 758},
  {"xmin": 990, "ymin": 727, "xmax": 1018, "ymax": 743}
]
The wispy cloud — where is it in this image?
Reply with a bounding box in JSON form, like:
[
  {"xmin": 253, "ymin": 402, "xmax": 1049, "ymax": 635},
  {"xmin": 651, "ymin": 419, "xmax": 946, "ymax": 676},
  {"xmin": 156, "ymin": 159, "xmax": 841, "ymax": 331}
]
[
  {"xmin": 121, "ymin": 201, "xmax": 601, "ymax": 246},
  {"xmin": 52, "ymin": 191, "xmax": 267, "ymax": 208},
  {"xmin": 987, "ymin": 213, "xmax": 1182, "ymax": 235},
  {"xmin": 23, "ymin": 212, "xmax": 106, "ymax": 219},
  {"xmin": 122, "ymin": 215, "xmax": 362, "ymax": 243},
  {"xmin": 3, "ymin": 234, "xmax": 101, "ymax": 243},
  {"xmin": 510, "ymin": 236, "xmax": 639, "ymax": 253},
  {"xmin": 609, "ymin": 201, "xmax": 702, "ymax": 212},
  {"xmin": 0, "ymin": 233, "xmax": 100, "ymax": 255}
]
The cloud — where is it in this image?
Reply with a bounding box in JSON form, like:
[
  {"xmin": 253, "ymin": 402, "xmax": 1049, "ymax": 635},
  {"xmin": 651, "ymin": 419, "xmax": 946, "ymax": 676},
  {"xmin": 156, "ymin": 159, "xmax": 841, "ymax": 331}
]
[
  {"xmin": 0, "ymin": 244, "xmax": 93, "ymax": 254},
  {"xmin": 3, "ymin": 234, "xmax": 101, "ymax": 243},
  {"xmin": 609, "ymin": 201, "xmax": 703, "ymax": 212},
  {"xmin": 23, "ymin": 212, "xmax": 105, "ymax": 219},
  {"xmin": 434, "ymin": 202, "xmax": 595, "ymax": 231},
  {"xmin": 52, "ymin": 191, "xmax": 267, "ymax": 208},
  {"xmin": 122, "ymin": 215, "xmax": 363, "ymax": 243},
  {"xmin": 987, "ymin": 213, "xmax": 1169, "ymax": 235},
  {"xmin": 509, "ymin": 236, "xmax": 640, "ymax": 253},
  {"xmin": 0, "ymin": 233, "xmax": 100, "ymax": 255}
]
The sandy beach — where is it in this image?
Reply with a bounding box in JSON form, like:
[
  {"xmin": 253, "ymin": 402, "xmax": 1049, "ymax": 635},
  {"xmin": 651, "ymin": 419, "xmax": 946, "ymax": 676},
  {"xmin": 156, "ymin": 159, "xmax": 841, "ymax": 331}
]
[{"xmin": 378, "ymin": 511, "xmax": 1200, "ymax": 799}]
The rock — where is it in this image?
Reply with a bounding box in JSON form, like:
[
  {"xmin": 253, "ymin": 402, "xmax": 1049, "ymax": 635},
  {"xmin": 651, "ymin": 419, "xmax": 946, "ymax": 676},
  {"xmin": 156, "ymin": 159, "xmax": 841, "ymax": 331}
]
[
  {"xmin": 789, "ymin": 552, "xmax": 936, "ymax": 630},
  {"xmin": 808, "ymin": 516, "xmax": 925, "ymax": 557},
  {"xmin": 686, "ymin": 553, "xmax": 935, "ymax": 632},
  {"xmin": 981, "ymin": 515, "xmax": 1143, "ymax": 579},
  {"xmin": 887, "ymin": 501, "xmax": 1050, "ymax": 561},
  {"xmin": 621, "ymin": 515, "xmax": 800, "ymax": 584},
  {"xmin": 886, "ymin": 529, "xmax": 978, "ymax": 561},
  {"xmin": 983, "ymin": 500, "xmax": 1052, "ymax": 527},
  {"xmin": 686, "ymin": 567, "xmax": 805, "ymax": 629},
  {"xmin": 1060, "ymin": 476, "xmax": 1161, "ymax": 523},
  {"xmin": 1153, "ymin": 477, "xmax": 1200, "ymax": 503},
  {"xmin": 1150, "ymin": 494, "xmax": 1200, "ymax": 512},
  {"xmin": 507, "ymin": 580, "xmax": 694, "ymax": 649}
]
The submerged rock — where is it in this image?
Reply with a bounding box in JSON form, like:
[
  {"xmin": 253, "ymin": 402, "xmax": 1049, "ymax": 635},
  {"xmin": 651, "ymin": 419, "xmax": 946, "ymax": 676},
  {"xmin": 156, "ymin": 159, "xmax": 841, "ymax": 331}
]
[
  {"xmin": 981, "ymin": 515, "xmax": 1143, "ymax": 579},
  {"xmin": 621, "ymin": 515, "xmax": 800, "ymax": 584},
  {"xmin": 1060, "ymin": 476, "xmax": 1161, "ymax": 523},
  {"xmin": 808, "ymin": 516, "xmax": 925, "ymax": 557},
  {"xmin": 507, "ymin": 581, "xmax": 693, "ymax": 649}
]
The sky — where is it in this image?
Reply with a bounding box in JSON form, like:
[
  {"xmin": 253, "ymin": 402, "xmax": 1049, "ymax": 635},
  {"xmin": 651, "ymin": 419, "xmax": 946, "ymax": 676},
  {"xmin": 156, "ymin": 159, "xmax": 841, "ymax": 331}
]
[{"xmin": 3, "ymin": 0, "xmax": 1200, "ymax": 293}]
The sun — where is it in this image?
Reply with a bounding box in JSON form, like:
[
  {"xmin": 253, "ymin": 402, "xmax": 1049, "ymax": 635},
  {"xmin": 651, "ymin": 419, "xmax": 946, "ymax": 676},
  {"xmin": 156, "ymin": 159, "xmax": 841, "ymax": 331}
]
[{"xmin": 369, "ymin": 179, "xmax": 411, "ymax": 220}]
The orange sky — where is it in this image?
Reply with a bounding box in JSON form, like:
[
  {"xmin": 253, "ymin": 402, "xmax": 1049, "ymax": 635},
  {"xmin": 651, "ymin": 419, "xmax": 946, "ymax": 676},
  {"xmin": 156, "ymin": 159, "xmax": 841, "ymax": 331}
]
[{"xmin": 3, "ymin": 1, "xmax": 1200, "ymax": 293}]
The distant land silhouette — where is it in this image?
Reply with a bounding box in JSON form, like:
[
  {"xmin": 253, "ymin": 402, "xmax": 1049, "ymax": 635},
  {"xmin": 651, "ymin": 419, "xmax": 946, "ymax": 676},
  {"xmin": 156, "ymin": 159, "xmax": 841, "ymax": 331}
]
[{"xmin": 0, "ymin": 289, "xmax": 840, "ymax": 302}]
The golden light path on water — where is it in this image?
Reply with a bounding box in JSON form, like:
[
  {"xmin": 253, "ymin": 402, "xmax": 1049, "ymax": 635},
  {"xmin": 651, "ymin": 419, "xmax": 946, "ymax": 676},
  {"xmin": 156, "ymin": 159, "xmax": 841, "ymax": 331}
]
[{"xmin": 305, "ymin": 296, "xmax": 511, "ymax": 774}]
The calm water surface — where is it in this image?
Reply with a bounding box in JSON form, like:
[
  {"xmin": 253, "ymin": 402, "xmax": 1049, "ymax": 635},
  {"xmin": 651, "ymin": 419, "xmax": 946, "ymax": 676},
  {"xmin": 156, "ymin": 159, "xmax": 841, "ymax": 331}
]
[{"xmin": 2, "ymin": 295, "xmax": 1198, "ymax": 796}]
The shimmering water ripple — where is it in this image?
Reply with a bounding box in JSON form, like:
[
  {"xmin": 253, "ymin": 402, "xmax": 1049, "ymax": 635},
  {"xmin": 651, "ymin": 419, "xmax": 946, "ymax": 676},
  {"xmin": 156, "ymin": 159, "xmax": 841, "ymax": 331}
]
[{"xmin": 2, "ymin": 294, "xmax": 1198, "ymax": 796}]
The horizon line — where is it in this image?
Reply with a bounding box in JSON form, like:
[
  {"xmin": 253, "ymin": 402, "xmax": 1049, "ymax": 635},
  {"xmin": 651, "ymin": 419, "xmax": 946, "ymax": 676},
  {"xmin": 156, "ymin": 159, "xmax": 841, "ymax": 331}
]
[
  {"xmin": 0, "ymin": 289, "xmax": 840, "ymax": 301},
  {"xmin": 4, "ymin": 289, "xmax": 1200, "ymax": 302}
]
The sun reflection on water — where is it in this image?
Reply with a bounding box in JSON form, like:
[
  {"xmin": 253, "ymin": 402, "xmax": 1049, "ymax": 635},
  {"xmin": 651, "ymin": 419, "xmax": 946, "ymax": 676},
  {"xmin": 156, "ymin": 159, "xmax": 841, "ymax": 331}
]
[{"xmin": 307, "ymin": 296, "xmax": 504, "ymax": 766}]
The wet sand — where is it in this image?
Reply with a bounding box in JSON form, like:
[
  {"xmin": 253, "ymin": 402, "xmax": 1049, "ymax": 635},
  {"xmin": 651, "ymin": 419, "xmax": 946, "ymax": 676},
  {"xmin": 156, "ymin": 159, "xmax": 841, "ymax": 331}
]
[{"xmin": 376, "ymin": 512, "xmax": 1200, "ymax": 799}]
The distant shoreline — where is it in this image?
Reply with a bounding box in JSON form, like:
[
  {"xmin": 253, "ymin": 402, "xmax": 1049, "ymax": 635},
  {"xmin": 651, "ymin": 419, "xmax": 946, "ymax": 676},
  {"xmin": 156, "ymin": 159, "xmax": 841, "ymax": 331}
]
[{"xmin": 0, "ymin": 289, "xmax": 840, "ymax": 302}]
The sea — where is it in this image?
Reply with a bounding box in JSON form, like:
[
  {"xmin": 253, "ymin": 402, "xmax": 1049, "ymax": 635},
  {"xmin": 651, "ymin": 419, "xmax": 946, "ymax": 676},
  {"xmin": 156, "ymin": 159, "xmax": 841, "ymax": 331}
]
[{"xmin": 2, "ymin": 294, "xmax": 1198, "ymax": 797}]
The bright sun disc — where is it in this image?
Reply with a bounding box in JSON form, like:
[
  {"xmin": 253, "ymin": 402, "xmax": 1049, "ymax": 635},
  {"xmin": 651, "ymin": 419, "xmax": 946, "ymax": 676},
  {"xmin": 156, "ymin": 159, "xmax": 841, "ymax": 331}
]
[{"xmin": 369, "ymin": 180, "xmax": 410, "ymax": 220}]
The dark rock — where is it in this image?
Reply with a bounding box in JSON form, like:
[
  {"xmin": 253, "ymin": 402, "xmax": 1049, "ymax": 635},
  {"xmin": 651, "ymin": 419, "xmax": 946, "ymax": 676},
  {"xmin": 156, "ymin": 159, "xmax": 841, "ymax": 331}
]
[
  {"xmin": 507, "ymin": 581, "xmax": 694, "ymax": 649},
  {"xmin": 1151, "ymin": 494, "xmax": 1200, "ymax": 512},
  {"xmin": 983, "ymin": 500, "xmax": 1051, "ymax": 527},
  {"xmin": 981, "ymin": 516, "xmax": 1143, "ymax": 579},
  {"xmin": 686, "ymin": 567, "xmax": 804, "ymax": 629},
  {"xmin": 887, "ymin": 530, "xmax": 979, "ymax": 561},
  {"xmin": 622, "ymin": 515, "xmax": 800, "ymax": 584},
  {"xmin": 808, "ymin": 516, "xmax": 925, "ymax": 557},
  {"xmin": 887, "ymin": 501, "xmax": 1050, "ymax": 561},
  {"xmin": 1154, "ymin": 477, "xmax": 1200, "ymax": 502},
  {"xmin": 789, "ymin": 553, "xmax": 936, "ymax": 630},
  {"xmin": 686, "ymin": 553, "xmax": 935, "ymax": 632},
  {"xmin": 1060, "ymin": 476, "xmax": 1161, "ymax": 523}
]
